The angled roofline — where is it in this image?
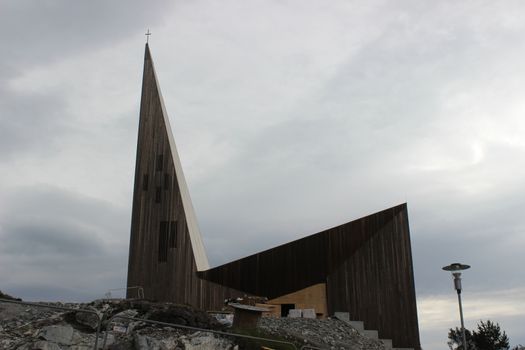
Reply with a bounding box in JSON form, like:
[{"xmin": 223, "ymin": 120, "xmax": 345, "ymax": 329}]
[
  {"xmin": 145, "ymin": 44, "xmax": 210, "ymax": 270},
  {"xmin": 202, "ymin": 202, "xmax": 408, "ymax": 271}
]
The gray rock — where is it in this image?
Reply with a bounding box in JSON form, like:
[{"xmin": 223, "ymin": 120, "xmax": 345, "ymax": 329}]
[
  {"xmin": 135, "ymin": 333, "xmax": 179, "ymax": 350},
  {"xmin": 69, "ymin": 330, "xmax": 113, "ymax": 350},
  {"xmin": 181, "ymin": 332, "xmax": 236, "ymax": 350},
  {"xmin": 114, "ymin": 308, "xmax": 139, "ymax": 320},
  {"xmin": 106, "ymin": 337, "xmax": 134, "ymax": 350},
  {"xmin": 39, "ymin": 324, "xmax": 74, "ymax": 345},
  {"xmin": 17, "ymin": 340, "xmax": 62, "ymax": 350},
  {"xmin": 70, "ymin": 345, "xmax": 93, "ymax": 350},
  {"xmin": 75, "ymin": 310, "xmax": 101, "ymax": 330}
]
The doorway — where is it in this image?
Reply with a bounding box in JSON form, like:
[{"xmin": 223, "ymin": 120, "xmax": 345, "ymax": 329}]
[{"xmin": 280, "ymin": 303, "xmax": 295, "ymax": 317}]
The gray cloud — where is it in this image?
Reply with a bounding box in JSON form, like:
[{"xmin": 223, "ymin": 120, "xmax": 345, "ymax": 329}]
[
  {"xmin": 2, "ymin": 222, "xmax": 103, "ymax": 257},
  {"xmin": 0, "ymin": 185, "xmax": 129, "ymax": 301},
  {"xmin": 0, "ymin": 0, "xmax": 173, "ymax": 70},
  {"xmin": 0, "ymin": 85, "xmax": 69, "ymax": 160},
  {"xmin": 1, "ymin": 1, "xmax": 525, "ymax": 348},
  {"xmin": 0, "ymin": 0, "xmax": 172, "ymax": 160}
]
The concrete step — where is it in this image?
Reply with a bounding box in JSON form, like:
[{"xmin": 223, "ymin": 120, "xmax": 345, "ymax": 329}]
[
  {"xmin": 334, "ymin": 311, "xmax": 350, "ymax": 322},
  {"xmin": 347, "ymin": 320, "xmax": 365, "ymax": 332},
  {"xmin": 362, "ymin": 329, "xmax": 378, "ymax": 339},
  {"xmin": 380, "ymin": 339, "xmax": 393, "ymax": 349},
  {"xmin": 333, "ymin": 312, "xmax": 380, "ymax": 342}
]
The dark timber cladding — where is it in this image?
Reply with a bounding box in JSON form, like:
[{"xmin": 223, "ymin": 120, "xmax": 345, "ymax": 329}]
[
  {"xmin": 200, "ymin": 204, "xmax": 420, "ymax": 349},
  {"xmin": 126, "ymin": 44, "xmax": 244, "ymax": 307},
  {"xmin": 127, "ymin": 43, "xmax": 421, "ymax": 350}
]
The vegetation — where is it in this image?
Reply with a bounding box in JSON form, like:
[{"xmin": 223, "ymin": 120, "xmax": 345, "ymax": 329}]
[
  {"xmin": 448, "ymin": 320, "xmax": 510, "ymax": 350},
  {"xmin": 448, "ymin": 327, "xmax": 475, "ymax": 350},
  {"xmin": 0, "ymin": 290, "xmax": 21, "ymax": 301}
]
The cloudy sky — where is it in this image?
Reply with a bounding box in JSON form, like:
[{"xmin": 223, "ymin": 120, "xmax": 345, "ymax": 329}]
[{"xmin": 1, "ymin": 1, "xmax": 524, "ymax": 348}]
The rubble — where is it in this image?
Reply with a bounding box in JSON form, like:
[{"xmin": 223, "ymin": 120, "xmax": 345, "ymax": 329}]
[
  {"xmin": 258, "ymin": 316, "xmax": 386, "ymax": 350},
  {"xmin": 0, "ymin": 298, "xmax": 228, "ymax": 350},
  {"xmin": 1, "ymin": 294, "xmax": 387, "ymax": 350}
]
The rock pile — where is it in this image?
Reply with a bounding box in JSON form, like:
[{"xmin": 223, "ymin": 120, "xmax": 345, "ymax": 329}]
[
  {"xmin": 258, "ymin": 316, "xmax": 386, "ymax": 350},
  {"xmin": 0, "ymin": 298, "xmax": 236, "ymax": 350},
  {"xmin": 1, "ymin": 293, "xmax": 386, "ymax": 350}
]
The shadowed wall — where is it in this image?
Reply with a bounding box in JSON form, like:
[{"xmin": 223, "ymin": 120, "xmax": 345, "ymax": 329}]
[{"xmin": 200, "ymin": 204, "xmax": 420, "ymax": 348}]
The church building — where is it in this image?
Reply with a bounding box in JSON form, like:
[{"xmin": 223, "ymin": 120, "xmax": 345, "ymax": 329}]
[{"xmin": 127, "ymin": 44, "xmax": 421, "ymax": 349}]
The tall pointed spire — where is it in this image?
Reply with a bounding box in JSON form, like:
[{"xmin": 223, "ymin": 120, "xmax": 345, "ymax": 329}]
[
  {"xmin": 128, "ymin": 43, "xmax": 209, "ymax": 295},
  {"xmin": 145, "ymin": 44, "xmax": 210, "ymax": 270}
]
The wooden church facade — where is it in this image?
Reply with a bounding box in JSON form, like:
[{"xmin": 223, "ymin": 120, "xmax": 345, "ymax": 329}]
[{"xmin": 127, "ymin": 44, "xmax": 421, "ymax": 349}]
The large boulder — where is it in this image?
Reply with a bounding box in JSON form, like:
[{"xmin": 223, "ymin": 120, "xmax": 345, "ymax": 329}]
[
  {"xmin": 134, "ymin": 333, "xmax": 179, "ymax": 350},
  {"xmin": 17, "ymin": 340, "xmax": 62, "ymax": 350},
  {"xmin": 180, "ymin": 332, "xmax": 237, "ymax": 350},
  {"xmin": 75, "ymin": 310, "xmax": 102, "ymax": 331},
  {"xmin": 38, "ymin": 324, "xmax": 74, "ymax": 345}
]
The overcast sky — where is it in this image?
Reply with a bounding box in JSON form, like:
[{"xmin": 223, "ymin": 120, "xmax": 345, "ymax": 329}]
[{"xmin": 1, "ymin": 1, "xmax": 524, "ymax": 349}]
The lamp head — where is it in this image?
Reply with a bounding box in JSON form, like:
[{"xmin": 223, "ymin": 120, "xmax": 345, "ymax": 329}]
[
  {"xmin": 442, "ymin": 263, "xmax": 470, "ymax": 272},
  {"xmin": 443, "ymin": 263, "xmax": 470, "ymax": 292}
]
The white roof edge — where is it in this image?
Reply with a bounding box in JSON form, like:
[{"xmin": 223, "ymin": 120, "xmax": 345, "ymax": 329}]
[{"xmin": 149, "ymin": 55, "xmax": 210, "ymax": 271}]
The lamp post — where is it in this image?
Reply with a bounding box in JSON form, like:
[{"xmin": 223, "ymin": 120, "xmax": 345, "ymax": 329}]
[{"xmin": 443, "ymin": 263, "xmax": 471, "ymax": 350}]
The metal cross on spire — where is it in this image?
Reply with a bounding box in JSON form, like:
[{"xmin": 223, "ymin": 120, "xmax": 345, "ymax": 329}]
[{"xmin": 145, "ymin": 29, "xmax": 151, "ymax": 43}]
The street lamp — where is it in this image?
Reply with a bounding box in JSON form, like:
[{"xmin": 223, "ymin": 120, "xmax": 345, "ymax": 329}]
[{"xmin": 443, "ymin": 263, "xmax": 471, "ymax": 350}]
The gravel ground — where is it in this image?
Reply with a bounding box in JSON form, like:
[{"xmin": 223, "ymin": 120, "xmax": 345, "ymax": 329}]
[{"xmin": 258, "ymin": 316, "xmax": 386, "ymax": 350}]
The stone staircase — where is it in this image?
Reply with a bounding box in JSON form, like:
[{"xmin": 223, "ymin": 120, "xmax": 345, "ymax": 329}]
[{"xmin": 333, "ymin": 312, "xmax": 413, "ymax": 350}]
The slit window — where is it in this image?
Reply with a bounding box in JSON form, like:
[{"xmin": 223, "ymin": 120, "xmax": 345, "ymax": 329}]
[
  {"xmin": 142, "ymin": 174, "xmax": 149, "ymax": 191},
  {"xmin": 155, "ymin": 187, "xmax": 161, "ymax": 203},
  {"xmin": 158, "ymin": 221, "xmax": 169, "ymax": 262},
  {"xmin": 164, "ymin": 173, "xmax": 170, "ymax": 190},
  {"xmin": 169, "ymin": 220, "xmax": 177, "ymax": 248},
  {"xmin": 156, "ymin": 154, "xmax": 164, "ymax": 171}
]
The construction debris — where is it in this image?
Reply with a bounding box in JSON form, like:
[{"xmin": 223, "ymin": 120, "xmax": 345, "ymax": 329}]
[{"xmin": 1, "ymin": 294, "xmax": 387, "ymax": 350}]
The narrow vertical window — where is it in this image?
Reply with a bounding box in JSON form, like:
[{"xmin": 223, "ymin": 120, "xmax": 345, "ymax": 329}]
[
  {"xmin": 142, "ymin": 174, "xmax": 149, "ymax": 191},
  {"xmin": 156, "ymin": 154, "xmax": 164, "ymax": 171},
  {"xmin": 164, "ymin": 173, "xmax": 170, "ymax": 190},
  {"xmin": 158, "ymin": 221, "xmax": 168, "ymax": 262},
  {"xmin": 169, "ymin": 220, "xmax": 177, "ymax": 248},
  {"xmin": 155, "ymin": 187, "xmax": 161, "ymax": 203}
]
